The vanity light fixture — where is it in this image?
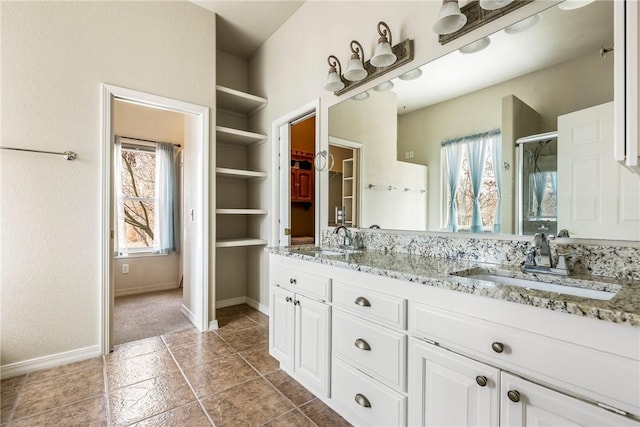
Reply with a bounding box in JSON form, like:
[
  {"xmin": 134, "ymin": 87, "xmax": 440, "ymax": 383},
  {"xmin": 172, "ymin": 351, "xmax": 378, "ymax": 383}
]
[
  {"xmin": 344, "ymin": 40, "xmax": 368, "ymax": 82},
  {"xmin": 373, "ymin": 80, "xmax": 394, "ymax": 92},
  {"xmin": 479, "ymin": 0, "xmax": 514, "ymax": 10},
  {"xmin": 324, "ymin": 55, "xmax": 345, "ymax": 92},
  {"xmin": 399, "ymin": 68, "xmax": 423, "ymax": 81},
  {"xmin": 370, "ymin": 22, "xmax": 397, "ymax": 68},
  {"xmin": 504, "ymin": 14, "xmax": 541, "ymax": 34},
  {"xmin": 458, "ymin": 36, "xmax": 491, "ymax": 54},
  {"xmin": 433, "ymin": 0, "xmax": 467, "ymax": 35}
]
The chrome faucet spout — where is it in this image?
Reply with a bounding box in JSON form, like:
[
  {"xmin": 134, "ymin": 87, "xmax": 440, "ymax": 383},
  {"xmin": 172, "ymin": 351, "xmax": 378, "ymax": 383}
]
[
  {"xmin": 523, "ymin": 233, "xmax": 570, "ymax": 276},
  {"xmin": 334, "ymin": 225, "xmax": 352, "ymax": 248}
]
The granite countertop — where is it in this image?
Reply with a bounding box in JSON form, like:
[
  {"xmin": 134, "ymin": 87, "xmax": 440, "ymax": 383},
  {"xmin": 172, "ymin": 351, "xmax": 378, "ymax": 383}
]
[{"xmin": 270, "ymin": 246, "xmax": 640, "ymax": 327}]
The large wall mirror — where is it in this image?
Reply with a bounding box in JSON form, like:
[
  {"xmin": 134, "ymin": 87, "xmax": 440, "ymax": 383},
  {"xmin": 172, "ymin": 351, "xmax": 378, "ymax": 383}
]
[{"xmin": 328, "ymin": 0, "xmax": 640, "ymax": 241}]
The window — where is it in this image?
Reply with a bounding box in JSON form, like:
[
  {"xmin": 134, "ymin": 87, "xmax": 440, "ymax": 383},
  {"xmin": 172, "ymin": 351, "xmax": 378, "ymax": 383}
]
[
  {"xmin": 120, "ymin": 146, "xmax": 156, "ymax": 251},
  {"xmin": 442, "ymin": 130, "xmax": 502, "ymax": 233}
]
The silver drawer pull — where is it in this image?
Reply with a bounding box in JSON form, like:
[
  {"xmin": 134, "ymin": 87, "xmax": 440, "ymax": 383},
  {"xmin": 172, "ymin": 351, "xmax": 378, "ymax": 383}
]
[
  {"xmin": 354, "ymin": 296, "xmax": 371, "ymax": 307},
  {"xmin": 475, "ymin": 376, "xmax": 488, "ymax": 387},
  {"xmin": 354, "ymin": 393, "xmax": 371, "ymax": 408},
  {"xmin": 354, "ymin": 338, "xmax": 371, "ymax": 351},
  {"xmin": 507, "ymin": 390, "xmax": 521, "ymax": 403},
  {"xmin": 491, "ymin": 342, "xmax": 504, "ymax": 354}
]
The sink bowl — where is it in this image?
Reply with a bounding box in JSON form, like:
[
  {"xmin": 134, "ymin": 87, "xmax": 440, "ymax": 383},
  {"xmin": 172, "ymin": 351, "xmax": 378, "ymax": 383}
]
[
  {"xmin": 318, "ymin": 247, "xmax": 363, "ymax": 256},
  {"xmin": 453, "ymin": 271, "xmax": 619, "ymax": 301}
]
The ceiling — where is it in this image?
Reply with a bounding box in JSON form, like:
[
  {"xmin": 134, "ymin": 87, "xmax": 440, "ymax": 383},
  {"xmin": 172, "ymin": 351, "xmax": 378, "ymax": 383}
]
[{"xmin": 191, "ymin": 0, "xmax": 305, "ymax": 58}]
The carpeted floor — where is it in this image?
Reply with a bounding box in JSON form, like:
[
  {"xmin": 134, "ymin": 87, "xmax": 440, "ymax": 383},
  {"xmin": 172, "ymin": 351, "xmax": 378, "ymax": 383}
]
[{"xmin": 113, "ymin": 288, "xmax": 193, "ymax": 345}]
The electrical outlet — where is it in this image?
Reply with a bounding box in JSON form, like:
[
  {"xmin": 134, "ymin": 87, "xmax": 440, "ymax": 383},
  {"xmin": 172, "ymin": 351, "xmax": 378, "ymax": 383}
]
[
  {"xmin": 409, "ymin": 151, "xmax": 415, "ymax": 159},
  {"xmin": 404, "ymin": 151, "xmax": 410, "ymax": 159},
  {"xmin": 122, "ymin": 264, "xmax": 129, "ymax": 274}
]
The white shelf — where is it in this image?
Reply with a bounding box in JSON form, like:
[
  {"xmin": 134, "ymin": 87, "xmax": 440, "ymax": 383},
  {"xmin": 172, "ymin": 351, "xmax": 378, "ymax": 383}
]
[
  {"xmin": 216, "ymin": 238, "xmax": 268, "ymax": 248},
  {"xmin": 216, "ymin": 126, "xmax": 267, "ymax": 146},
  {"xmin": 216, "ymin": 85, "xmax": 267, "ymax": 115},
  {"xmin": 216, "ymin": 167, "xmax": 267, "ymax": 179},
  {"xmin": 216, "ymin": 208, "xmax": 268, "ymax": 215}
]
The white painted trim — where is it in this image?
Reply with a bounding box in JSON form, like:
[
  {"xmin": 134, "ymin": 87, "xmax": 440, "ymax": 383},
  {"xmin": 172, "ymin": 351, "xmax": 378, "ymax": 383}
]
[
  {"xmin": 180, "ymin": 304, "xmax": 197, "ymax": 324},
  {"xmin": 270, "ymin": 98, "xmax": 321, "ymax": 247},
  {"xmin": 1, "ymin": 345, "xmax": 101, "ymax": 380},
  {"xmin": 114, "ymin": 283, "xmax": 179, "ymax": 297},
  {"xmin": 246, "ymin": 296, "xmax": 269, "ymax": 316},
  {"xmin": 209, "ymin": 319, "xmax": 219, "ymax": 330},
  {"xmin": 216, "ymin": 296, "xmax": 248, "ymax": 308},
  {"xmin": 100, "ymin": 83, "xmax": 210, "ymax": 356},
  {"xmin": 214, "ymin": 296, "xmax": 268, "ymax": 317}
]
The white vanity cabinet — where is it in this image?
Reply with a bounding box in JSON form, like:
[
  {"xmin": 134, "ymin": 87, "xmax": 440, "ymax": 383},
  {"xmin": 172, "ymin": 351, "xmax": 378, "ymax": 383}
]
[
  {"xmin": 269, "ymin": 257, "xmax": 331, "ymax": 396},
  {"xmin": 330, "ymin": 279, "xmax": 408, "ymax": 426},
  {"xmin": 409, "ymin": 302, "xmax": 640, "ymax": 426}
]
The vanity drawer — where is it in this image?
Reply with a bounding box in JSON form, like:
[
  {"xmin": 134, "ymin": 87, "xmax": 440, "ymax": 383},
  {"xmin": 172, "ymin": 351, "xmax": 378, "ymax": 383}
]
[
  {"xmin": 333, "ymin": 280, "xmax": 406, "ymax": 329},
  {"xmin": 333, "ymin": 309, "xmax": 406, "ymax": 391},
  {"xmin": 271, "ymin": 265, "xmax": 331, "ymax": 301},
  {"xmin": 410, "ymin": 302, "xmax": 640, "ymax": 417},
  {"xmin": 332, "ymin": 357, "xmax": 406, "ymax": 427}
]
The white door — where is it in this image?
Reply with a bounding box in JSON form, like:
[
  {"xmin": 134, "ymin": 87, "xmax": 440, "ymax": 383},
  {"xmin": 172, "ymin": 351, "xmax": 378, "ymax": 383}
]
[
  {"xmin": 279, "ymin": 123, "xmax": 291, "ymax": 246},
  {"xmin": 558, "ymin": 102, "xmax": 640, "ymax": 240},
  {"xmin": 294, "ymin": 294, "xmax": 330, "ymax": 396},
  {"xmin": 409, "ymin": 339, "xmax": 499, "ymax": 427},
  {"xmin": 500, "ymin": 372, "xmax": 638, "ymax": 426},
  {"xmin": 269, "ymin": 285, "xmax": 294, "ymax": 371}
]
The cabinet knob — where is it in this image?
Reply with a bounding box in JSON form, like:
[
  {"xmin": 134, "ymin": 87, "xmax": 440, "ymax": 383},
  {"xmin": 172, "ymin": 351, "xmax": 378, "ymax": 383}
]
[
  {"xmin": 285, "ymin": 296, "xmax": 292, "ymax": 303},
  {"xmin": 491, "ymin": 342, "xmax": 505, "ymax": 353},
  {"xmin": 293, "ymin": 300, "xmax": 300, "ymax": 306},
  {"xmin": 507, "ymin": 390, "xmax": 521, "ymax": 403},
  {"xmin": 354, "ymin": 296, "xmax": 371, "ymax": 307},
  {"xmin": 289, "ymin": 278, "xmax": 297, "ymax": 285},
  {"xmin": 354, "ymin": 338, "xmax": 371, "ymax": 351},
  {"xmin": 475, "ymin": 376, "xmax": 488, "ymax": 387},
  {"xmin": 354, "ymin": 393, "xmax": 371, "ymax": 408}
]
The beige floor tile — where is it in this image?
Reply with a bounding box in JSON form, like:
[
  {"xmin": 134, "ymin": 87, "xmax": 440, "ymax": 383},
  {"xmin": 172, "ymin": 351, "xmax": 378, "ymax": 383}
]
[
  {"xmin": 263, "ymin": 409, "xmax": 317, "ymax": 427},
  {"xmin": 217, "ymin": 325, "xmax": 269, "ymax": 352},
  {"xmin": 300, "ymin": 399, "xmax": 352, "ymax": 427},
  {"xmin": 247, "ymin": 311, "xmax": 269, "ymax": 328},
  {"xmin": 105, "ymin": 336, "xmax": 168, "ymax": 364},
  {"xmin": 24, "ymin": 357, "xmax": 103, "ymax": 384},
  {"xmin": 106, "ymin": 350, "xmax": 179, "ymax": 390},
  {"xmin": 181, "ymin": 354, "xmax": 259, "ymax": 398},
  {"xmin": 265, "ymin": 370, "xmax": 315, "ymax": 406},
  {"xmin": 200, "ymin": 377, "xmax": 294, "ymax": 427},
  {"xmin": 13, "ymin": 366, "xmax": 104, "ymax": 420},
  {"xmin": 10, "ymin": 395, "xmax": 107, "ymax": 427},
  {"xmin": 216, "ymin": 304, "xmax": 256, "ymax": 317},
  {"xmin": 162, "ymin": 327, "xmax": 217, "ymax": 349},
  {"xmin": 1, "ymin": 375, "xmax": 25, "ymax": 424},
  {"xmin": 169, "ymin": 336, "xmax": 235, "ymax": 369},
  {"xmin": 238, "ymin": 346, "xmax": 280, "ymax": 375},
  {"xmin": 216, "ymin": 314, "xmax": 261, "ymax": 332},
  {"xmin": 108, "ymin": 370, "xmax": 195, "ymax": 426},
  {"xmin": 131, "ymin": 401, "xmax": 212, "ymax": 426}
]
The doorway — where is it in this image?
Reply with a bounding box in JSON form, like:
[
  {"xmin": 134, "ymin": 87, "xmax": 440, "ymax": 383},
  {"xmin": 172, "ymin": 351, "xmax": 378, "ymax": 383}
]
[{"xmin": 101, "ymin": 84, "xmax": 210, "ymax": 354}]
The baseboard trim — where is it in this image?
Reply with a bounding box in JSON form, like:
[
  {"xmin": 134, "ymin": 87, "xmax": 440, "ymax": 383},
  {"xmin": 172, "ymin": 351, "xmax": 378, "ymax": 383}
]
[
  {"xmin": 1, "ymin": 345, "xmax": 101, "ymax": 380},
  {"xmin": 115, "ymin": 283, "xmax": 179, "ymax": 297},
  {"xmin": 180, "ymin": 304, "xmax": 196, "ymax": 325},
  {"xmin": 208, "ymin": 319, "xmax": 219, "ymax": 331},
  {"xmin": 215, "ymin": 297, "xmax": 247, "ymax": 309},
  {"xmin": 245, "ymin": 297, "xmax": 269, "ymax": 315}
]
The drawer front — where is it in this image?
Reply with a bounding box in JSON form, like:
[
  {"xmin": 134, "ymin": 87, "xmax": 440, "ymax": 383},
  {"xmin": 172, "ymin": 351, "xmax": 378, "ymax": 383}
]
[
  {"xmin": 332, "ymin": 357, "xmax": 406, "ymax": 427},
  {"xmin": 333, "ymin": 309, "xmax": 406, "ymax": 391},
  {"xmin": 410, "ymin": 303, "xmax": 640, "ymax": 417},
  {"xmin": 333, "ymin": 280, "xmax": 406, "ymax": 329},
  {"xmin": 271, "ymin": 265, "xmax": 331, "ymax": 301}
]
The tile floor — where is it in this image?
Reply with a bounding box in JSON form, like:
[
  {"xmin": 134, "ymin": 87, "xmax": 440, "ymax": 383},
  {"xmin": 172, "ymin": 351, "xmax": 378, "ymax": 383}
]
[{"xmin": 1, "ymin": 304, "xmax": 351, "ymax": 427}]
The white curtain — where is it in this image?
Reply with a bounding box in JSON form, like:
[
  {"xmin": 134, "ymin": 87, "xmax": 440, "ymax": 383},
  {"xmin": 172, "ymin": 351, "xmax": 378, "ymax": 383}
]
[
  {"xmin": 466, "ymin": 137, "xmax": 490, "ymax": 233},
  {"xmin": 490, "ymin": 133, "xmax": 503, "ymax": 232},
  {"xmin": 154, "ymin": 142, "xmax": 176, "ymax": 253},
  {"xmin": 113, "ymin": 137, "xmax": 128, "ymax": 257},
  {"xmin": 442, "ymin": 142, "xmax": 464, "ymax": 232}
]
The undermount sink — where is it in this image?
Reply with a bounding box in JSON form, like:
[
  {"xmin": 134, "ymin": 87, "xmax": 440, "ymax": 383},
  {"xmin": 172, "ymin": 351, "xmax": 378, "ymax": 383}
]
[
  {"xmin": 318, "ymin": 247, "xmax": 363, "ymax": 256},
  {"xmin": 452, "ymin": 271, "xmax": 619, "ymax": 301}
]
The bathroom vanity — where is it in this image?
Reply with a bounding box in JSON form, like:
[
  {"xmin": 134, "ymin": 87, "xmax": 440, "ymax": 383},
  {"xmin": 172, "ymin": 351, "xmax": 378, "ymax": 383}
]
[{"xmin": 268, "ymin": 245, "xmax": 640, "ymax": 426}]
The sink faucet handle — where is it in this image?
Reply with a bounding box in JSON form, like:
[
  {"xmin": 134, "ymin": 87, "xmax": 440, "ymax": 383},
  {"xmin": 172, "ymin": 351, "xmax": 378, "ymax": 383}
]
[{"xmin": 555, "ymin": 252, "xmax": 576, "ymax": 271}]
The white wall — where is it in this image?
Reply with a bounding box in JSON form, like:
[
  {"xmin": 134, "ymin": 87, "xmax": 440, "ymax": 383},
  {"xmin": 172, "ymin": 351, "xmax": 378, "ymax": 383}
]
[{"xmin": 1, "ymin": 1, "xmax": 215, "ymax": 369}]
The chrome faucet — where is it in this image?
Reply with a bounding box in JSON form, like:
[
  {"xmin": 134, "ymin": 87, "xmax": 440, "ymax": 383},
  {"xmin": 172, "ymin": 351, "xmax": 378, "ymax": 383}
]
[
  {"xmin": 334, "ymin": 225, "xmax": 353, "ymax": 248},
  {"xmin": 523, "ymin": 233, "xmax": 570, "ymax": 276}
]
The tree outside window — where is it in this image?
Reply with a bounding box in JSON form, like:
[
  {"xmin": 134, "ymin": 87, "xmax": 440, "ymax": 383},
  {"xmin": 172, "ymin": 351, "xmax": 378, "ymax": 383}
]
[
  {"xmin": 120, "ymin": 148, "xmax": 155, "ymax": 249},
  {"xmin": 454, "ymin": 145, "xmax": 498, "ymax": 229}
]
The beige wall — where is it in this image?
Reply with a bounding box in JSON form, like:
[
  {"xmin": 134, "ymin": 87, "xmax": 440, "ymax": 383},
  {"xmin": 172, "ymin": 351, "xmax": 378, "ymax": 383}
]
[
  {"xmin": 398, "ymin": 52, "xmax": 613, "ymax": 231},
  {"xmin": 1, "ymin": 1, "xmax": 215, "ymax": 368}
]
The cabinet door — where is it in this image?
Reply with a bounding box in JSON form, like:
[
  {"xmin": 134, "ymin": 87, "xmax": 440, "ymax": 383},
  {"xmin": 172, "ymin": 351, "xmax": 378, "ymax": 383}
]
[
  {"xmin": 296, "ymin": 169, "xmax": 313, "ymax": 201},
  {"xmin": 291, "ymin": 169, "xmax": 299, "ymax": 199},
  {"xmin": 269, "ymin": 286, "xmax": 294, "ymax": 371},
  {"xmin": 409, "ymin": 339, "xmax": 499, "ymax": 427},
  {"xmin": 500, "ymin": 372, "xmax": 639, "ymax": 426},
  {"xmin": 294, "ymin": 294, "xmax": 330, "ymax": 396}
]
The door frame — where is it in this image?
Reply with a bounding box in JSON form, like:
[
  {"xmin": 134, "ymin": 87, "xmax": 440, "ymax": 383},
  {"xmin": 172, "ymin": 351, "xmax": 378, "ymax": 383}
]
[
  {"xmin": 100, "ymin": 84, "xmax": 210, "ymax": 354},
  {"xmin": 271, "ymin": 99, "xmax": 320, "ymax": 247}
]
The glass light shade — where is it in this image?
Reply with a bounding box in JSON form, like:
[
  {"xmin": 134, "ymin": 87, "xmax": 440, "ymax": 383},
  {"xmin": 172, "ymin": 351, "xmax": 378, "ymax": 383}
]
[
  {"xmin": 458, "ymin": 36, "xmax": 491, "ymax": 54},
  {"xmin": 324, "ymin": 70, "xmax": 345, "ymax": 91},
  {"xmin": 352, "ymin": 91, "xmax": 370, "ymax": 101},
  {"xmin": 371, "ymin": 40, "xmax": 397, "ymax": 68},
  {"xmin": 373, "ymin": 81, "xmax": 394, "ymax": 92},
  {"xmin": 433, "ymin": 0, "xmax": 467, "ymax": 35},
  {"xmin": 504, "ymin": 14, "xmax": 541, "ymax": 34},
  {"xmin": 558, "ymin": 0, "xmax": 595, "ymax": 9},
  {"xmin": 344, "ymin": 56, "xmax": 367, "ymax": 81},
  {"xmin": 399, "ymin": 68, "xmax": 423, "ymax": 81},
  {"xmin": 479, "ymin": 0, "xmax": 513, "ymax": 10}
]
